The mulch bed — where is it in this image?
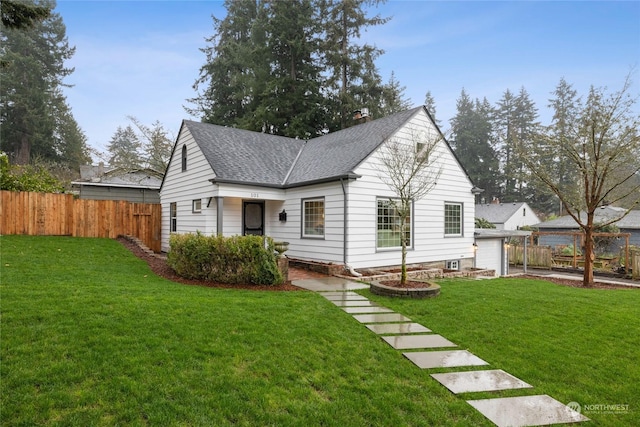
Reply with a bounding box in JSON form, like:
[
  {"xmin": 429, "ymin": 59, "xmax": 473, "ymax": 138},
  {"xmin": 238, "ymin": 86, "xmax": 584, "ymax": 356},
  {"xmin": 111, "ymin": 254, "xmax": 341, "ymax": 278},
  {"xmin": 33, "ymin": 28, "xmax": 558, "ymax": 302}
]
[
  {"xmin": 118, "ymin": 237, "xmax": 636, "ymax": 292},
  {"xmin": 117, "ymin": 237, "xmax": 302, "ymax": 291}
]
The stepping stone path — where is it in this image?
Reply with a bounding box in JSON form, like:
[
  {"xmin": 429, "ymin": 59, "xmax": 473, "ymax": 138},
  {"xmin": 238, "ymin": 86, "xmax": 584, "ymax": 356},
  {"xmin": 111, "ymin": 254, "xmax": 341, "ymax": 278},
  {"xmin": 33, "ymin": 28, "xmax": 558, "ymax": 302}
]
[{"xmin": 293, "ymin": 278, "xmax": 590, "ymax": 426}]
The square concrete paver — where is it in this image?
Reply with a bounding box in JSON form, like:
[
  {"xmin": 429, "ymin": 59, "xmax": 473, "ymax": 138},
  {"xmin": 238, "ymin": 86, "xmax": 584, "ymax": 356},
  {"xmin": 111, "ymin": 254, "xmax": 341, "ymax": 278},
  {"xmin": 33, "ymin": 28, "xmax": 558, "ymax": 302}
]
[
  {"xmin": 292, "ymin": 277, "xmax": 369, "ymax": 291},
  {"xmin": 467, "ymin": 395, "xmax": 589, "ymax": 427},
  {"xmin": 382, "ymin": 334, "xmax": 456, "ymax": 350},
  {"xmin": 403, "ymin": 350, "xmax": 489, "ymax": 369},
  {"xmin": 323, "ymin": 294, "xmax": 369, "ymax": 301},
  {"xmin": 332, "ymin": 300, "xmax": 379, "ymax": 307},
  {"xmin": 366, "ymin": 323, "xmax": 431, "ymax": 334},
  {"xmin": 431, "ymin": 369, "xmax": 532, "ymax": 394},
  {"xmin": 343, "ymin": 306, "xmax": 394, "ymax": 314},
  {"xmin": 352, "ymin": 313, "xmax": 411, "ymax": 323}
]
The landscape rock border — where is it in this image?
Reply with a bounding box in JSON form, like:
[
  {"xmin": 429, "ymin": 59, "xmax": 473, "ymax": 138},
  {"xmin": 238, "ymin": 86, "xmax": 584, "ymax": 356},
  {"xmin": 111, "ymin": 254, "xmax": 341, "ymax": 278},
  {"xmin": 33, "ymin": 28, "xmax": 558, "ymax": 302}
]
[{"xmin": 369, "ymin": 280, "xmax": 441, "ymax": 298}]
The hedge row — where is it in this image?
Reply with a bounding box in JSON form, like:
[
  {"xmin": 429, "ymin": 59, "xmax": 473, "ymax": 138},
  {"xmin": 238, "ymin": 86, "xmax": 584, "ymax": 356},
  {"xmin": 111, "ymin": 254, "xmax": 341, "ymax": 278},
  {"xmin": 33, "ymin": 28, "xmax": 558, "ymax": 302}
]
[{"xmin": 167, "ymin": 233, "xmax": 284, "ymax": 285}]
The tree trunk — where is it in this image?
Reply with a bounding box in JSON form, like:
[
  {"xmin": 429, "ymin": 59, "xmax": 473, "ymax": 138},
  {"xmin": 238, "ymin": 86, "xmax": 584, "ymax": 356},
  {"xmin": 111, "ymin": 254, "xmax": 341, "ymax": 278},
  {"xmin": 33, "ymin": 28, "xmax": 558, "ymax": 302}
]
[
  {"xmin": 15, "ymin": 133, "xmax": 31, "ymax": 165},
  {"xmin": 583, "ymin": 225, "xmax": 595, "ymax": 287},
  {"xmin": 400, "ymin": 215, "xmax": 407, "ymax": 286}
]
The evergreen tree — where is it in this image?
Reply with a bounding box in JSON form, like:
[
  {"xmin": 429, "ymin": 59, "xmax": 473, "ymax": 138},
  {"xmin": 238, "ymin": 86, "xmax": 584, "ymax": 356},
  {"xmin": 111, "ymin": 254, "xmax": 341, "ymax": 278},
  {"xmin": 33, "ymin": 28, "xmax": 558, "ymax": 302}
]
[
  {"xmin": 252, "ymin": 0, "xmax": 326, "ymax": 138},
  {"xmin": 450, "ymin": 89, "xmax": 500, "ymax": 201},
  {"xmin": 322, "ymin": 0, "xmax": 389, "ymax": 129},
  {"xmin": 188, "ymin": 0, "xmax": 261, "ymax": 128},
  {"xmin": 189, "ymin": 0, "xmax": 392, "ymax": 135},
  {"xmin": 0, "ymin": 0, "xmax": 88, "ymax": 168},
  {"xmin": 1, "ymin": 0, "xmax": 49, "ymax": 30},
  {"xmin": 107, "ymin": 125, "xmax": 142, "ymax": 170},
  {"xmin": 423, "ymin": 90, "xmax": 440, "ymax": 126},
  {"xmin": 380, "ymin": 71, "xmax": 412, "ymax": 116},
  {"xmin": 494, "ymin": 88, "xmax": 539, "ymax": 203},
  {"xmin": 544, "ymin": 78, "xmax": 581, "ymax": 214}
]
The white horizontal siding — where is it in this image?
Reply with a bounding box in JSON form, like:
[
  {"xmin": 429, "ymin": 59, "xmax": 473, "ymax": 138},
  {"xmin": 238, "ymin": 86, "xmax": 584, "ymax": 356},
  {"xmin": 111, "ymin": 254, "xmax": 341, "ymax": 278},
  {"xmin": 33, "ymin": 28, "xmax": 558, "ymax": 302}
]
[
  {"xmin": 345, "ymin": 109, "xmax": 476, "ymax": 269},
  {"xmin": 267, "ymin": 182, "xmax": 345, "ymax": 264},
  {"xmin": 160, "ymin": 127, "xmax": 217, "ymax": 251}
]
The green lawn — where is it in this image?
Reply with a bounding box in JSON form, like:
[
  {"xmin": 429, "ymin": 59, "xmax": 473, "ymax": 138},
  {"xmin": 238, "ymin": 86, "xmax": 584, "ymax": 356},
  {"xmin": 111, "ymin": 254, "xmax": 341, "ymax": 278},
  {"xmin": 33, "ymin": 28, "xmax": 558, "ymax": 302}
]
[{"xmin": 1, "ymin": 236, "xmax": 638, "ymax": 426}]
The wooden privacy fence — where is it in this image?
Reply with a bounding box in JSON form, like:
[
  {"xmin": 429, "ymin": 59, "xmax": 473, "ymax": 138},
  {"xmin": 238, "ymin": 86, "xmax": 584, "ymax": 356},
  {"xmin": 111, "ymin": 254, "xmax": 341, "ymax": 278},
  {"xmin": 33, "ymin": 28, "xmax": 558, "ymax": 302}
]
[
  {"xmin": 0, "ymin": 191, "xmax": 162, "ymax": 252},
  {"xmin": 509, "ymin": 245, "xmax": 553, "ymax": 268}
]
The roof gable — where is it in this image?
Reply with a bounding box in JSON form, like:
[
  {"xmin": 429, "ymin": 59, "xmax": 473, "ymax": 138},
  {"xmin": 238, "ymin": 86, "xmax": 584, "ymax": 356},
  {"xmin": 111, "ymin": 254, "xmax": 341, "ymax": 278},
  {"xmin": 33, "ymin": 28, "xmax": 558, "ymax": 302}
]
[
  {"xmin": 475, "ymin": 202, "xmax": 528, "ymax": 224},
  {"xmin": 173, "ymin": 106, "xmax": 459, "ymax": 189},
  {"xmin": 285, "ymin": 107, "xmax": 423, "ymax": 185}
]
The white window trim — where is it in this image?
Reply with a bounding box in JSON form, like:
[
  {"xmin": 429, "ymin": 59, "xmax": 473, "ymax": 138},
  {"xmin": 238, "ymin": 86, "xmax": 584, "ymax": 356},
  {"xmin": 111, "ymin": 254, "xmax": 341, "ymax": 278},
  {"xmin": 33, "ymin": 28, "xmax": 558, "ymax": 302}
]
[
  {"xmin": 444, "ymin": 202, "xmax": 463, "ymax": 237},
  {"xmin": 376, "ymin": 197, "xmax": 413, "ymax": 250},
  {"xmin": 192, "ymin": 199, "xmax": 202, "ymax": 213},
  {"xmin": 169, "ymin": 202, "xmax": 177, "ymax": 232},
  {"xmin": 302, "ymin": 197, "xmax": 325, "ymax": 239}
]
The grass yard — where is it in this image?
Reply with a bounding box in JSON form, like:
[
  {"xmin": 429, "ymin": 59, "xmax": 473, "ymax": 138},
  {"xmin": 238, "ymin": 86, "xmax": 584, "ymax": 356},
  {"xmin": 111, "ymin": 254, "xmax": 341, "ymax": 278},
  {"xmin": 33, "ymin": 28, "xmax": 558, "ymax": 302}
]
[
  {"xmin": 364, "ymin": 278, "xmax": 640, "ymax": 426},
  {"xmin": 1, "ymin": 235, "xmax": 638, "ymax": 426}
]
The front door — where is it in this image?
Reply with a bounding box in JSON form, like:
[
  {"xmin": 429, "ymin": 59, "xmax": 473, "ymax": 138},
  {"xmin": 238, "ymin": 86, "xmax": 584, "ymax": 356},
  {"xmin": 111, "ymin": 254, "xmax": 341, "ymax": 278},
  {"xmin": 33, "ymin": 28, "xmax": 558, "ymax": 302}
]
[{"xmin": 243, "ymin": 201, "xmax": 264, "ymax": 236}]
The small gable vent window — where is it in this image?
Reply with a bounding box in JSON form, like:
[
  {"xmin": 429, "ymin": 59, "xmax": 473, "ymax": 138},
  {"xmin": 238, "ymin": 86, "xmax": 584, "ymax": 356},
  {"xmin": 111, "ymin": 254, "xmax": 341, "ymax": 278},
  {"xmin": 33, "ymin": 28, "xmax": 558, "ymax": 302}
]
[{"xmin": 181, "ymin": 145, "xmax": 187, "ymax": 172}]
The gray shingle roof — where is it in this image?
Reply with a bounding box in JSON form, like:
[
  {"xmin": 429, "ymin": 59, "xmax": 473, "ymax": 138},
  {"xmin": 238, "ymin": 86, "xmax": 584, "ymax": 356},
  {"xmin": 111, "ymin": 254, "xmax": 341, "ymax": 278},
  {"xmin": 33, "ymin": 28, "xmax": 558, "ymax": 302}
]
[
  {"xmin": 183, "ymin": 106, "xmax": 425, "ymax": 188},
  {"xmin": 184, "ymin": 121, "xmax": 304, "ymax": 186},
  {"xmin": 535, "ymin": 206, "xmax": 640, "ymax": 230},
  {"xmin": 285, "ymin": 107, "xmax": 423, "ymax": 185},
  {"xmin": 475, "ymin": 202, "xmax": 528, "ymax": 224}
]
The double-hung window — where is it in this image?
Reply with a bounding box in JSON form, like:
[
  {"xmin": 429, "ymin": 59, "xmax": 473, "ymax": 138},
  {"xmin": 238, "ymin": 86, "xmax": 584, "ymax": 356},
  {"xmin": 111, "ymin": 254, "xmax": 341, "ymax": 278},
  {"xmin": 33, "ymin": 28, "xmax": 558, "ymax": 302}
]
[
  {"xmin": 377, "ymin": 198, "xmax": 411, "ymax": 249},
  {"xmin": 444, "ymin": 202, "xmax": 462, "ymax": 236},
  {"xmin": 302, "ymin": 198, "xmax": 324, "ymax": 238}
]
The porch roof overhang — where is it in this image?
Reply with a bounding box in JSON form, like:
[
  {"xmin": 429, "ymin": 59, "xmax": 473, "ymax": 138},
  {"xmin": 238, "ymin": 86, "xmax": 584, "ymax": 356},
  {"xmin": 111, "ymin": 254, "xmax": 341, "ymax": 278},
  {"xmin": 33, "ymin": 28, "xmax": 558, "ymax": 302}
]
[{"xmin": 208, "ymin": 172, "xmax": 362, "ymax": 199}]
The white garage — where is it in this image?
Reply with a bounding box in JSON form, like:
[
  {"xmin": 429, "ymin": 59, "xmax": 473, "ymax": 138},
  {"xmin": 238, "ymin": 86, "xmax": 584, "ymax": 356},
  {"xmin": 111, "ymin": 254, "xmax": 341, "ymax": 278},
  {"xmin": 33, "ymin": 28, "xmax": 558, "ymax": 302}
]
[{"xmin": 474, "ymin": 229, "xmax": 532, "ymax": 277}]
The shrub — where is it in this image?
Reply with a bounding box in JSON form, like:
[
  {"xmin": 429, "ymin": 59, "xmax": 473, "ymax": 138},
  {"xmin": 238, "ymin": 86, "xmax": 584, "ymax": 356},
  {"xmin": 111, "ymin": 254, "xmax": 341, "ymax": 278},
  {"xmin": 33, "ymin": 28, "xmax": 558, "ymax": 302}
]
[
  {"xmin": 474, "ymin": 217, "xmax": 496, "ymax": 229},
  {"xmin": 0, "ymin": 152, "xmax": 65, "ymax": 193},
  {"xmin": 167, "ymin": 233, "xmax": 284, "ymax": 285}
]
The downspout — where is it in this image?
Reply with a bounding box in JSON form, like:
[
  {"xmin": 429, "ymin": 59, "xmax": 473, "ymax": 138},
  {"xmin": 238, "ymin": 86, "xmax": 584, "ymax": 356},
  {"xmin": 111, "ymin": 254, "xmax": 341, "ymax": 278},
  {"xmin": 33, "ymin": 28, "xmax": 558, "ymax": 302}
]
[{"xmin": 340, "ymin": 177, "xmax": 361, "ymax": 277}]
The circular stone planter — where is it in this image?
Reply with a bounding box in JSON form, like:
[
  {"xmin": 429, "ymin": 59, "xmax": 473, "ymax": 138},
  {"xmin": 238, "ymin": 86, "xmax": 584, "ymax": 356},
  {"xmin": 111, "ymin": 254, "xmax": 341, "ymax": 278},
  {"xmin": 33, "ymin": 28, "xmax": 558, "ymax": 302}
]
[{"xmin": 369, "ymin": 280, "xmax": 441, "ymax": 299}]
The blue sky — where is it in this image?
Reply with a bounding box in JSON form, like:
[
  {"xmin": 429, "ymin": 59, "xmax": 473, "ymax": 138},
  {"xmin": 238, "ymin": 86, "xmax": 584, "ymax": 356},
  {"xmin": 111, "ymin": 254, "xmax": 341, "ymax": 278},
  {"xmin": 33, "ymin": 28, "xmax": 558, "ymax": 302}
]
[{"xmin": 55, "ymin": 0, "xmax": 640, "ymax": 156}]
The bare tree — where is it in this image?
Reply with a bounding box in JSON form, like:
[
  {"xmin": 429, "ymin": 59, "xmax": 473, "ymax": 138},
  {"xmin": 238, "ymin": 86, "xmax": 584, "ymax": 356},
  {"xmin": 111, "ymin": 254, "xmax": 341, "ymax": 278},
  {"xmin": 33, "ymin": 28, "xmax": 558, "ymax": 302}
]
[
  {"xmin": 377, "ymin": 129, "xmax": 443, "ymax": 286},
  {"xmin": 520, "ymin": 75, "xmax": 640, "ymax": 286}
]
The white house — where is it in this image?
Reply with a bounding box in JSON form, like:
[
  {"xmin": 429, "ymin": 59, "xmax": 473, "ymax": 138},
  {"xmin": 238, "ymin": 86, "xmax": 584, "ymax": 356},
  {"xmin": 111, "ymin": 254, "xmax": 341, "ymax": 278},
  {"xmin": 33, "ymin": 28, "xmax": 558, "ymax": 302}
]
[
  {"xmin": 475, "ymin": 202, "xmax": 540, "ymax": 230},
  {"xmin": 159, "ymin": 106, "xmax": 477, "ymax": 271}
]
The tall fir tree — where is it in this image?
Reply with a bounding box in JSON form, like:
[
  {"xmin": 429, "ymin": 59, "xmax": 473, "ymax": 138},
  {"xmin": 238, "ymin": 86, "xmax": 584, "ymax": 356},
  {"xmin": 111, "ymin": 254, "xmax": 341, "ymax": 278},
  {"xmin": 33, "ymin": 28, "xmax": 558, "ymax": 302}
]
[
  {"xmin": 423, "ymin": 90, "xmax": 440, "ymax": 127},
  {"xmin": 379, "ymin": 71, "xmax": 411, "ymax": 116},
  {"xmin": 251, "ymin": 0, "xmax": 326, "ymax": 138},
  {"xmin": 322, "ymin": 0, "xmax": 389, "ymax": 129},
  {"xmin": 450, "ymin": 89, "xmax": 500, "ymax": 202},
  {"xmin": 188, "ymin": 0, "xmax": 262, "ymax": 128},
  {"xmin": 1, "ymin": 0, "xmax": 88, "ymax": 168},
  {"xmin": 544, "ymin": 78, "xmax": 581, "ymax": 214},
  {"xmin": 494, "ymin": 88, "xmax": 539, "ymax": 203}
]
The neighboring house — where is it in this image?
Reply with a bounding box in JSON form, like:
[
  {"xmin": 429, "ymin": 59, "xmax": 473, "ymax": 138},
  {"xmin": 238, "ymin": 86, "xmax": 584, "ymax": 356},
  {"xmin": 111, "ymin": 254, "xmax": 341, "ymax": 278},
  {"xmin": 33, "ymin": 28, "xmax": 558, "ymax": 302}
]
[
  {"xmin": 160, "ymin": 106, "xmax": 477, "ymax": 271},
  {"xmin": 535, "ymin": 206, "xmax": 640, "ymax": 252},
  {"xmin": 475, "ymin": 202, "xmax": 540, "ymax": 230},
  {"xmin": 72, "ymin": 164, "xmax": 163, "ymax": 203}
]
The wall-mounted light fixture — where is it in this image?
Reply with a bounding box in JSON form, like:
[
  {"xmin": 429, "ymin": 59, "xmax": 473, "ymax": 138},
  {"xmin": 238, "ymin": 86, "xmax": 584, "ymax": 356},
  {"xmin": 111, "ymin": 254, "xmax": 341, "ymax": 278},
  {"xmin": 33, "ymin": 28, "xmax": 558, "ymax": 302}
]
[{"xmin": 279, "ymin": 209, "xmax": 287, "ymax": 222}]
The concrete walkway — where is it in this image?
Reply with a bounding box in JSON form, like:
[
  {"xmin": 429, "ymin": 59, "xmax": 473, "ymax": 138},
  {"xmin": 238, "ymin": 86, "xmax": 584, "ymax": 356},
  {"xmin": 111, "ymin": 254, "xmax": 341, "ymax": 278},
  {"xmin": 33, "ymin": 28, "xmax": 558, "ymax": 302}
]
[{"xmin": 293, "ymin": 276, "xmax": 590, "ymax": 427}]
